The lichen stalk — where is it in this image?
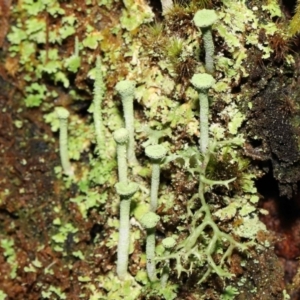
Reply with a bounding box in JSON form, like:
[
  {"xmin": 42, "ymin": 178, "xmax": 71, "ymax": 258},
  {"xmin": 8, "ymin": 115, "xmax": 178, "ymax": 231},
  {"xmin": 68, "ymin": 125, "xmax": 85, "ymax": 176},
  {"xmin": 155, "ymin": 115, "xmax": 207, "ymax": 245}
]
[
  {"xmin": 145, "ymin": 144, "xmax": 167, "ymax": 211},
  {"xmin": 150, "ymin": 162, "xmax": 160, "ymax": 211},
  {"xmin": 190, "ymin": 73, "xmax": 215, "ymax": 155},
  {"xmin": 55, "ymin": 107, "xmax": 73, "ymax": 176},
  {"xmin": 115, "ymin": 80, "xmax": 137, "ymax": 165},
  {"xmin": 193, "ymin": 9, "xmax": 218, "ymax": 74},
  {"xmin": 116, "ymin": 144, "xmax": 128, "ymax": 184},
  {"xmin": 202, "ymin": 28, "xmax": 215, "ymax": 74},
  {"xmin": 123, "ymin": 99, "xmax": 136, "ymax": 164},
  {"xmin": 199, "ymin": 90, "xmax": 209, "ymax": 155},
  {"xmin": 115, "ymin": 182, "xmax": 139, "ymax": 280},
  {"xmin": 160, "ymin": 237, "xmax": 176, "ymax": 287},
  {"xmin": 160, "ymin": 263, "xmax": 170, "ymax": 288},
  {"xmin": 93, "ymin": 56, "xmax": 106, "ymax": 158},
  {"xmin": 140, "ymin": 212, "xmax": 160, "ymax": 282},
  {"xmin": 113, "ymin": 128, "xmax": 129, "ymax": 184},
  {"xmin": 146, "ymin": 228, "xmax": 157, "ymax": 282},
  {"xmin": 117, "ymin": 197, "xmax": 131, "ymax": 280},
  {"xmin": 59, "ymin": 118, "xmax": 73, "ymax": 176}
]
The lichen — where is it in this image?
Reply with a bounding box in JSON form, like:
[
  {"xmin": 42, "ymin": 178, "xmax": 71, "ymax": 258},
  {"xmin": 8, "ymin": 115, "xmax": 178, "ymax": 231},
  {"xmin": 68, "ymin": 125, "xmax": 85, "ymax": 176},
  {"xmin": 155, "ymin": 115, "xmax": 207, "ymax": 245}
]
[{"xmin": 3, "ymin": 0, "xmax": 294, "ymax": 298}]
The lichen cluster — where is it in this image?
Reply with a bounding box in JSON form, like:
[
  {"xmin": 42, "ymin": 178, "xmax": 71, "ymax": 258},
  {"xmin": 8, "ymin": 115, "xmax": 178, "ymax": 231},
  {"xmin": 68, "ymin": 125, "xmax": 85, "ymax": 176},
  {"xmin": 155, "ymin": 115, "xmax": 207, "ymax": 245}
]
[{"xmin": 2, "ymin": 0, "xmax": 299, "ymax": 299}]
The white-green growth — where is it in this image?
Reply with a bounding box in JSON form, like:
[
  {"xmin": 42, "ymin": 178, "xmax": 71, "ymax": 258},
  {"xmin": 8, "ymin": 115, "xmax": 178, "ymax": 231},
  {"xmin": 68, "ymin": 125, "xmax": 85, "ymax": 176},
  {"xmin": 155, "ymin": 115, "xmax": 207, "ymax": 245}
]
[
  {"xmin": 55, "ymin": 107, "xmax": 73, "ymax": 176},
  {"xmin": 115, "ymin": 80, "xmax": 137, "ymax": 165},
  {"xmin": 156, "ymin": 142, "xmax": 251, "ymax": 284},
  {"xmin": 160, "ymin": 237, "xmax": 176, "ymax": 287},
  {"xmin": 162, "ymin": 237, "xmax": 176, "ymax": 249},
  {"xmin": 140, "ymin": 212, "xmax": 160, "ymax": 282},
  {"xmin": 113, "ymin": 128, "xmax": 129, "ymax": 184},
  {"xmin": 115, "ymin": 181, "xmax": 139, "ymax": 280},
  {"xmin": 93, "ymin": 56, "xmax": 106, "ymax": 158},
  {"xmin": 193, "ymin": 9, "xmax": 218, "ymax": 74},
  {"xmin": 190, "ymin": 73, "xmax": 215, "ymax": 155},
  {"xmin": 115, "ymin": 181, "xmax": 139, "ymax": 197},
  {"xmin": 64, "ymin": 36, "xmax": 81, "ymax": 73},
  {"xmin": 145, "ymin": 145, "xmax": 167, "ymax": 211}
]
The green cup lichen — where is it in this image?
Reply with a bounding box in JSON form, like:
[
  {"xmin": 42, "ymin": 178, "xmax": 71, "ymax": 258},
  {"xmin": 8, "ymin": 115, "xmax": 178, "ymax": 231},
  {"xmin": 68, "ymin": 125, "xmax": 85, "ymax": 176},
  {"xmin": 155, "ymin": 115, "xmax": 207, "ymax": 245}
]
[
  {"xmin": 115, "ymin": 80, "xmax": 138, "ymax": 166},
  {"xmin": 193, "ymin": 9, "xmax": 218, "ymax": 74},
  {"xmin": 145, "ymin": 144, "xmax": 167, "ymax": 212},
  {"xmin": 190, "ymin": 73, "xmax": 216, "ymax": 155},
  {"xmin": 160, "ymin": 237, "xmax": 176, "ymax": 287},
  {"xmin": 140, "ymin": 211, "xmax": 160, "ymax": 282},
  {"xmin": 7, "ymin": 0, "xmax": 283, "ymax": 296}
]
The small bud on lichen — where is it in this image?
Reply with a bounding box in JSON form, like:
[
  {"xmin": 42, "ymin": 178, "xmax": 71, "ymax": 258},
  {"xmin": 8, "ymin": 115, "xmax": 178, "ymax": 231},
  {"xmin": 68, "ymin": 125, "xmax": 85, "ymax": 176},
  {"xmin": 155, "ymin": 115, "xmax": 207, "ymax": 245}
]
[
  {"xmin": 162, "ymin": 237, "xmax": 176, "ymax": 249},
  {"xmin": 113, "ymin": 128, "xmax": 129, "ymax": 144}
]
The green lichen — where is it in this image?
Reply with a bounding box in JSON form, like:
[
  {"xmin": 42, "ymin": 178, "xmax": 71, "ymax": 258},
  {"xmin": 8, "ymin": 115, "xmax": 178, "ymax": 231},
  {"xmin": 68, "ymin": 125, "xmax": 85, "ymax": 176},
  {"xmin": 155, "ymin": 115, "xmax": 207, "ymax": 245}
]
[
  {"xmin": 0, "ymin": 238, "xmax": 18, "ymax": 279},
  {"xmin": 41, "ymin": 285, "xmax": 66, "ymax": 299},
  {"xmin": 0, "ymin": 291, "xmax": 7, "ymax": 300},
  {"xmin": 51, "ymin": 221, "xmax": 78, "ymax": 252},
  {"xmin": 70, "ymin": 190, "xmax": 108, "ymax": 219},
  {"xmin": 120, "ymin": 0, "xmax": 154, "ymax": 31},
  {"xmin": 193, "ymin": 9, "xmax": 218, "ymax": 73},
  {"xmin": 4, "ymin": 0, "xmax": 289, "ymax": 298},
  {"xmin": 93, "ymin": 56, "xmax": 106, "ymax": 158}
]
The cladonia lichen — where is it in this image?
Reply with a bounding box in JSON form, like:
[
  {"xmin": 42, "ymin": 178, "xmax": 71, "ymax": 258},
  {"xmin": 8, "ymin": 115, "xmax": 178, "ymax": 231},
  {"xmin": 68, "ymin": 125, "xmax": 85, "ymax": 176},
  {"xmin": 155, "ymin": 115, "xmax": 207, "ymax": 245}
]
[{"xmin": 5, "ymin": 0, "xmax": 289, "ymax": 298}]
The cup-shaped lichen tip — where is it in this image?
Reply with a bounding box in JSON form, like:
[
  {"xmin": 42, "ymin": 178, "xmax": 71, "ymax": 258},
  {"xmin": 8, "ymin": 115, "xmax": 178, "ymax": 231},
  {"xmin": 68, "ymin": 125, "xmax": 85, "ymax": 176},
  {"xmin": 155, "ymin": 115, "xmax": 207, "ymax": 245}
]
[
  {"xmin": 190, "ymin": 73, "xmax": 216, "ymax": 90},
  {"xmin": 115, "ymin": 80, "xmax": 136, "ymax": 98},
  {"xmin": 115, "ymin": 182, "xmax": 139, "ymax": 198},
  {"xmin": 140, "ymin": 212, "xmax": 160, "ymax": 229},
  {"xmin": 113, "ymin": 128, "xmax": 129, "ymax": 144},
  {"xmin": 145, "ymin": 144, "xmax": 167, "ymax": 161},
  {"xmin": 162, "ymin": 237, "xmax": 176, "ymax": 249},
  {"xmin": 55, "ymin": 106, "xmax": 70, "ymax": 119},
  {"xmin": 193, "ymin": 9, "xmax": 218, "ymax": 28}
]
